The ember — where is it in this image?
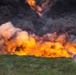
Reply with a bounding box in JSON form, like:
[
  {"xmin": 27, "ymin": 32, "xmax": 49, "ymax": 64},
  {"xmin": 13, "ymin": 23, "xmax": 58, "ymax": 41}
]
[{"xmin": 0, "ymin": 22, "xmax": 76, "ymax": 58}]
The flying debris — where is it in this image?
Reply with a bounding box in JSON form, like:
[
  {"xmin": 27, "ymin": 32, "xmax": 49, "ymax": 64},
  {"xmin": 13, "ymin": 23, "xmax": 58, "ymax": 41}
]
[{"xmin": 26, "ymin": 0, "xmax": 53, "ymax": 17}]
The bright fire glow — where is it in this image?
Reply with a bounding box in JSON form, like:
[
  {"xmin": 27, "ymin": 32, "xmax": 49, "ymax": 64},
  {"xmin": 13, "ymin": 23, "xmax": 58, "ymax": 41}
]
[
  {"xmin": 26, "ymin": 0, "xmax": 42, "ymax": 12},
  {"xmin": 0, "ymin": 22, "xmax": 76, "ymax": 58},
  {"xmin": 26, "ymin": 0, "xmax": 53, "ymax": 17},
  {"xmin": 26, "ymin": 0, "xmax": 36, "ymax": 7}
]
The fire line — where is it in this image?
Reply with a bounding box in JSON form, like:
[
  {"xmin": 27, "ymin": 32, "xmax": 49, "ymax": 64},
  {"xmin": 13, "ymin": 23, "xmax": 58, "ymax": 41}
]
[{"xmin": 0, "ymin": 22, "xmax": 76, "ymax": 58}]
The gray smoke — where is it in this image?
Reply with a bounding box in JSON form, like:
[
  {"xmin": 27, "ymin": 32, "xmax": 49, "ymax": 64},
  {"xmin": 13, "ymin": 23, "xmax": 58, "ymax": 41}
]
[
  {"xmin": 0, "ymin": 0, "xmax": 76, "ymax": 36},
  {"xmin": 39, "ymin": 14, "xmax": 76, "ymax": 35},
  {"xmin": 0, "ymin": 22, "xmax": 76, "ymax": 56}
]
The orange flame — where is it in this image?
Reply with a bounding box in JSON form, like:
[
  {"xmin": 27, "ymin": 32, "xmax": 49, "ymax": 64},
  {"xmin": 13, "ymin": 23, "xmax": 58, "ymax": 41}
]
[
  {"xmin": 26, "ymin": 0, "xmax": 42, "ymax": 12},
  {"xmin": 26, "ymin": 0, "xmax": 36, "ymax": 7},
  {"xmin": 0, "ymin": 22, "xmax": 76, "ymax": 58},
  {"xmin": 26, "ymin": 0, "xmax": 53, "ymax": 16}
]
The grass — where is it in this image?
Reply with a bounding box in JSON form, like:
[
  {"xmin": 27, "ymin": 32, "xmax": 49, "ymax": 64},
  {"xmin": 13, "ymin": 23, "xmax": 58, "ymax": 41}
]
[{"xmin": 0, "ymin": 55, "xmax": 76, "ymax": 75}]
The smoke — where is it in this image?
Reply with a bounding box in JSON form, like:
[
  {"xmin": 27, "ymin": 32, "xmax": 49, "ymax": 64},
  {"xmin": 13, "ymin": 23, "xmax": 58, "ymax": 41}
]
[
  {"xmin": 0, "ymin": 22, "xmax": 33, "ymax": 54},
  {"xmin": 0, "ymin": 0, "xmax": 76, "ymax": 57},
  {"xmin": 37, "ymin": 0, "xmax": 76, "ymax": 35},
  {"xmin": 38, "ymin": 14, "xmax": 76, "ymax": 35},
  {"xmin": 45, "ymin": 0, "xmax": 76, "ymax": 18},
  {"xmin": 0, "ymin": 0, "xmax": 76, "ymax": 36},
  {"xmin": 0, "ymin": 22, "xmax": 21, "ymax": 39},
  {"xmin": 0, "ymin": 22, "xmax": 76, "ymax": 57}
]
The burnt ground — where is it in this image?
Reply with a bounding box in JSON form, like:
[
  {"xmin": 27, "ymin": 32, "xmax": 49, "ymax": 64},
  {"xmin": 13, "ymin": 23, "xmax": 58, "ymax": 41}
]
[{"xmin": 0, "ymin": 0, "xmax": 76, "ymax": 36}]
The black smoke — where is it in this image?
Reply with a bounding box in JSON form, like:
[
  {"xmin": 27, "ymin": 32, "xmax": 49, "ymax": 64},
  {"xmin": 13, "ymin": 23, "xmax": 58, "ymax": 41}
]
[{"xmin": 0, "ymin": 0, "xmax": 76, "ymax": 36}]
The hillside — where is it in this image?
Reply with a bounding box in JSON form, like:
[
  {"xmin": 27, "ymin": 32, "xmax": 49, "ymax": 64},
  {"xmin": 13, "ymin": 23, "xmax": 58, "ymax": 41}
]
[{"xmin": 0, "ymin": 55, "xmax": 76, "ymax": 75}]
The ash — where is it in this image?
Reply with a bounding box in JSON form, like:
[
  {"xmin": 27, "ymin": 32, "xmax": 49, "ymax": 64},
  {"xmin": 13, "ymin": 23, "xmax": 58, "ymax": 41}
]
[{"xmin": 0, "ymin": 0, "xmax": 76, "ymax": 36}]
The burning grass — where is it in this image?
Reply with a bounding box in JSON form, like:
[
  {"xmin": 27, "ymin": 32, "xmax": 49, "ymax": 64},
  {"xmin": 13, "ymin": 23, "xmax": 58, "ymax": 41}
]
[{"xmin": 0, "ymin": 55, "xmax": 76, "ymax": 75}]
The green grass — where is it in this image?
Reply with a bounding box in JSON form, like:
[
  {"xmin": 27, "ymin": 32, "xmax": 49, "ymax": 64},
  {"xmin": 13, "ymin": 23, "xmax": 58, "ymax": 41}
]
[{"xmin": 0, "ymin": 55, "xmax": 76, "ymax": 75}]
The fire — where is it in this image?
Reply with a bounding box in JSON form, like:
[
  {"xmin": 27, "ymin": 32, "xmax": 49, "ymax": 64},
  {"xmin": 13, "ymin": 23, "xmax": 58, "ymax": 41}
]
[
  {"xmin": 0, "ymin": 22, "xmax": 76, "ymax": 58},
  {"xmin": 26, "ymin": 0, "xmax": 36, "ymax": 7},
  {"xmin": 26, "ymin": 0, "xmax": 53, "ymax": 16},
  {"xmin": 26, "ymin": 0, "xmax": 42, "ymax": 13}
]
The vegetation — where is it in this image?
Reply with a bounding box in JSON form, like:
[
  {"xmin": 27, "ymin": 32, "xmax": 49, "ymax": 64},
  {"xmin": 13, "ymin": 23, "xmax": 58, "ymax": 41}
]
[{"xmin": 0, "ymin": 55, "xmax": 76, "ymax": 75}]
